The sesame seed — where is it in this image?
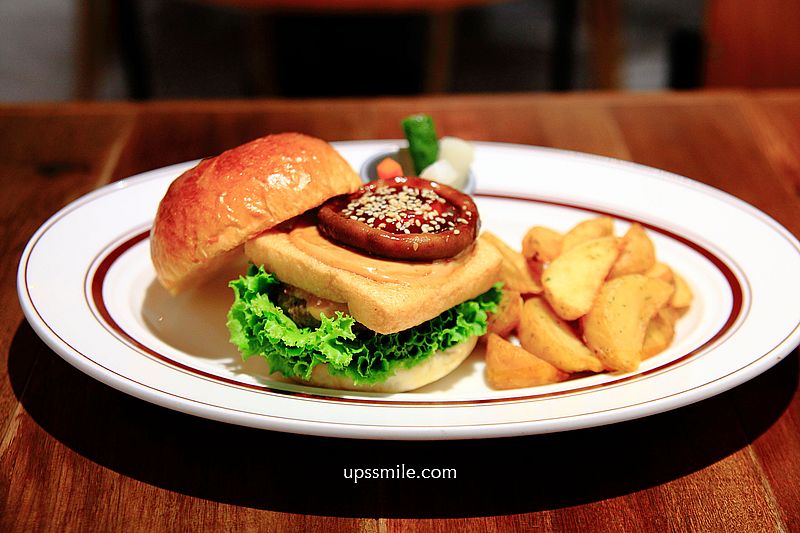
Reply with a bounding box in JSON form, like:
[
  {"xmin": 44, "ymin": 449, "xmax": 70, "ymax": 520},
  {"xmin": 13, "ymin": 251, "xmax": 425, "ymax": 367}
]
[{"xmin": 338, "ymin": 182, "xmax": 462, "ymax": 235}]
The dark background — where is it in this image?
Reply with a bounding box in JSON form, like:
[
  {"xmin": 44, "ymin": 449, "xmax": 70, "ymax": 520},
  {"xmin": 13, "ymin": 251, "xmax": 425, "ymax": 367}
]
[{"xmin": 1, "ymin": 0, "xmax": 705, "ymax": 101}]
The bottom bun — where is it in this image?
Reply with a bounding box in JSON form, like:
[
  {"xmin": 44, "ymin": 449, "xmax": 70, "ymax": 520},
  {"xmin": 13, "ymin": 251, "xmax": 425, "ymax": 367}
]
[{"xmin": 295, "ymin": 336, "xmax": 479, "ymax": 393}]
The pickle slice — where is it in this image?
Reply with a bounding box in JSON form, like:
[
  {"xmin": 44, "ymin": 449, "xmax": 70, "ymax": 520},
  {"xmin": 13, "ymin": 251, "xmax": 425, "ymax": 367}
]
[{"xmin": 402, "ymin": 114, "xmax": 439, "ymax": 174}]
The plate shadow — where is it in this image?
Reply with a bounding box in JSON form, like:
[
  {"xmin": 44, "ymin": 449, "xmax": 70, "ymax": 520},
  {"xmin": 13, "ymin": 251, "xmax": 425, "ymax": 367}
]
[{"xmin": 7, "ymin": 320, "xmax": 798, "ymax": 518}]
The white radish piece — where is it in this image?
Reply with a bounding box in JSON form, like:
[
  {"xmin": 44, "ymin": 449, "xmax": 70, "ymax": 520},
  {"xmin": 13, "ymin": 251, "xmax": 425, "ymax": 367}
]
[
  {"xmin": 420, "ymin": 159, "xmax": 461, "ymax": 188},
  {"xmin": 439, "ymin": 136, "xmax": 474, "ymax": 180}
]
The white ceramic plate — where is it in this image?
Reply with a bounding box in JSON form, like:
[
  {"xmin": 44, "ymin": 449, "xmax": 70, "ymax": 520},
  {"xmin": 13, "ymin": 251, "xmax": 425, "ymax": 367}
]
[{"xmin": 18, "ymin": 141, "xmax": 800, "ymax": 440}]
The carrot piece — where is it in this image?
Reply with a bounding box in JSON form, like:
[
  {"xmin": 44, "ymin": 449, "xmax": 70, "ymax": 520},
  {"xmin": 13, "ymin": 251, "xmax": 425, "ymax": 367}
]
[{"xmin": 376, "ymin": 157, "xmax": 404, "ymax": 180}]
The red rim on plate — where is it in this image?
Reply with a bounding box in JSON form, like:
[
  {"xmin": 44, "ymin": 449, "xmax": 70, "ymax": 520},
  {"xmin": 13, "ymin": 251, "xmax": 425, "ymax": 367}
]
[{"xmin": 83, "ymin": 194, "xmax": 745, "ymax": 407}]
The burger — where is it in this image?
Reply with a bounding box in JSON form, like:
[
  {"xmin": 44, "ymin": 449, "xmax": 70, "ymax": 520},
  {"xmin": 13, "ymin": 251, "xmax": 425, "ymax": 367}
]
[{"xmin": 150, "ymin": 132, "xmax": 502, "ymax": 392}]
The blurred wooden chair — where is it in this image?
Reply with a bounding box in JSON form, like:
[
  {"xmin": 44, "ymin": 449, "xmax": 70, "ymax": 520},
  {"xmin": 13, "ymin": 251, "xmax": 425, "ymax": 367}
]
[
  {"xmin": 704, "ymin": 0, "xmax": 800, "ymax": 87},
  {"xmin": 583, "ymin": 0, "xmax": 621, "ymax": 90},
  {"xmin": 75, "ymin": 0, "xmax": 506, "ymax": 99},
  {"xmin": 74, "ymin": 0, "xmax": 625, "ymax": 100},
  {"xmin": 212, "ymin": 0, "xmax": 625, "ymax": 92},
  {"xmin": 75, "ymin": 0, "xmax": 149, "ymax": 100},
  {"xmin": 210, "ymin": 0, "xmax": 508, "ymax": 96}
]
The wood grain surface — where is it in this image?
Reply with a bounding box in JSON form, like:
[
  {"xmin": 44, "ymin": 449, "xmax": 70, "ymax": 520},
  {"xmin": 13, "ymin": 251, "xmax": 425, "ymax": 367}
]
[{"xmin": 1, "ymin": 91, "xmax": 799, "ymax": 532}]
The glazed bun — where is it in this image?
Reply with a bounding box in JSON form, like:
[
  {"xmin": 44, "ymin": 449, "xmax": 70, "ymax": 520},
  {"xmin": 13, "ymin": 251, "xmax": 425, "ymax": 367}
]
[
  {"xmin": 300, "ymin": 336, "xmax": 478, "ymax": 393},
  {"xmin": 150, "ymin": 133, "xmax": 362, "ymax": 294}
]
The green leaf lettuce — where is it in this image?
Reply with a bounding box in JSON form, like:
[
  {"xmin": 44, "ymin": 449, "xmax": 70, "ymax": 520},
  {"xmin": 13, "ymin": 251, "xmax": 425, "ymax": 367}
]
[{"xmin": 227, "ymin": 265, "xmax": 502, "ymax": 385}]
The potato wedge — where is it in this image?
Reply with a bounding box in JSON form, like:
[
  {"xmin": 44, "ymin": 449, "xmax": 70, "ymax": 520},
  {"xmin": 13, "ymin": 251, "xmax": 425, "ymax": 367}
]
[
  {"xmin": 644, "ymin": 262, "xmax": 674, "ymax": 284},
  {"xmin": 609, "ymin": 223, "xmax": 656, "ymax": 278},
  {"xmin": 485, "ymin": 334, "xmax": 569, "ymax": 389},
  {"xmin": 561, "ymin": 217, "xmax": 614, "ymax": 252},
  {"xmin": 486, "ymin": 290, "xmax": 523, "ymax": 338},
  {"xmin": 481, "ymin": 231, "xmax": 542, "ymax": 294},
  {"xmin": 527, "ymin": 258, "xmax": 545, "ymax": 281},
  {"xmin": 518, "ymin": 297, "xmax": 604, "ymax": 373},
  {"xmin": 522, "ymin": 226, "xmax": 563, "ymax": 263},
  {"xmin": 642, "ymin": 306, "xmax": 681, "ymax": 359},
  {"xmin": 582, "ymin": 274, "xmax": 674, "ymax": 372},
  {"xmin": 542, "ymin": 236, "xmax": 622, "ymax": 320},
  {"xmin": 671, "ymin": 271, "xmax": 693, "ymax": 310}
]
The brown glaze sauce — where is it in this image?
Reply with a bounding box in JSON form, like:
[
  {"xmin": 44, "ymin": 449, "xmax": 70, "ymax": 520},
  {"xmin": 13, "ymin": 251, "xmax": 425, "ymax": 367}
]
[{"xmin": 317, "ymin": 177, "xmax": 479, "ymax": 261}]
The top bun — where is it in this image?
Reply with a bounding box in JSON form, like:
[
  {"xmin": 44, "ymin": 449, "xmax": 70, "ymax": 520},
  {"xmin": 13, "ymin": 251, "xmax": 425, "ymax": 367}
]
[{"xmin": 150, "ymin": 132, "xmax": 362, "ymax": 293}]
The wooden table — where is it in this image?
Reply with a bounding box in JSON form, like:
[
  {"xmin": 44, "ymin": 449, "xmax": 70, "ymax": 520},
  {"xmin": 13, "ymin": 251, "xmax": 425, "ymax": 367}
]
[{"xmin": 2, "ymin": 91, "xmax": 799, "ymax": 531}]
